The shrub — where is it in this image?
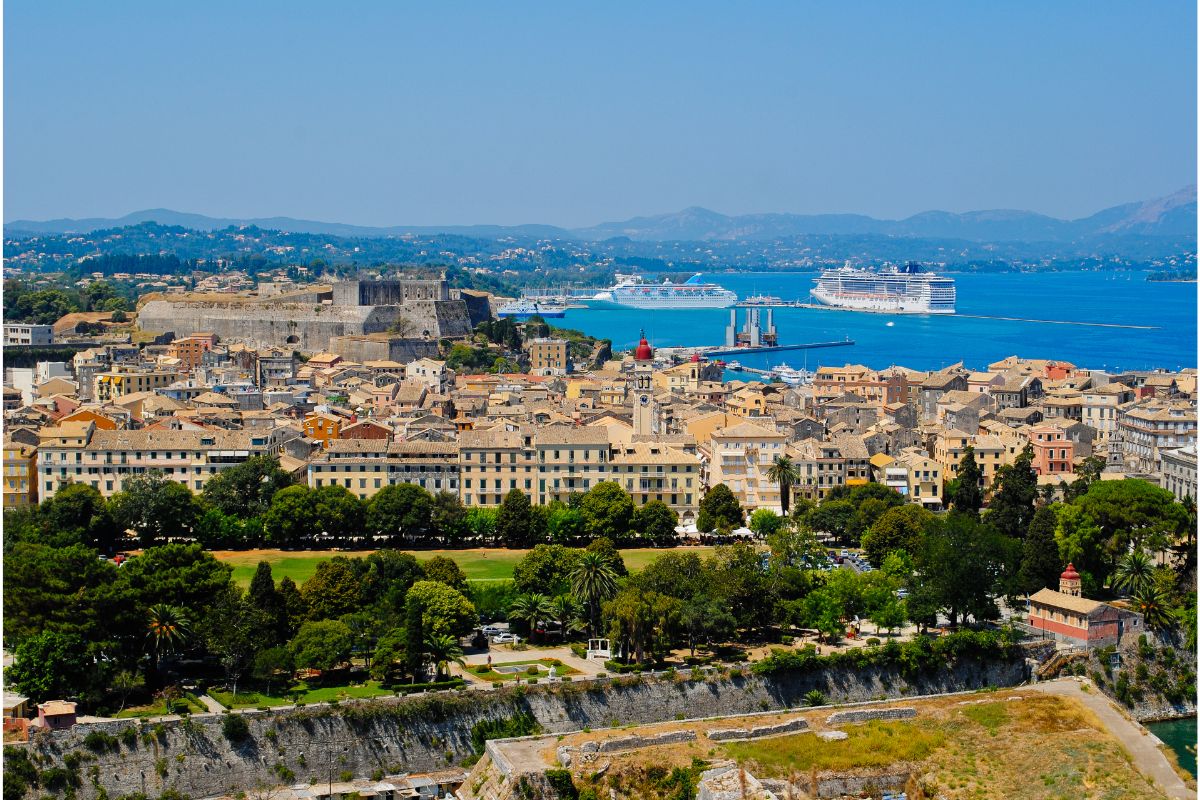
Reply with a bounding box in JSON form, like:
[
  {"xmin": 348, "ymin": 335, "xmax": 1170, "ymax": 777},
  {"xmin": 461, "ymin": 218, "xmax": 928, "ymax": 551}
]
[
  {"xmin": 526, "ymin": 665, "xmax": 539, "ymax": 675},
  {"xmin": 83, "ymin": 731, "xmax": 120, "ymax": 753},
  {"xmin": 545, "ymin": 769, "xmax": 578, "ymax": 799},
  {"xmin": 805, "ymin": 689, "xmax": 827, "ymax": 707},
  {"xmin": 221, "ymin": 713, "xmax": 251, "ymax": 743},
  {"xmin": 120, "ymin": 726, "xmax": 139, "ymax": 749},
  {"xmin": 866, "ymin": 638, "xmax": 881, "ymax": 647},
  {"xmin": 469, "ymin": 712, "xmax": 540, "ymax": 754}
]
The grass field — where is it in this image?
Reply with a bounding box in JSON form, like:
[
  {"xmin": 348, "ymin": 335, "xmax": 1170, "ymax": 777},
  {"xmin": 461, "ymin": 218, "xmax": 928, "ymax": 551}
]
[
  {"xmin": 209, "ymin": 680, "xmax": 392, "ymax": 709},
  {"xmin": 217, "ymin": 547, "xmax": 716, "ymax": 587},
  {"xmin": 467, "ymin": 658, "xmax": 580, "ymax": 684}
]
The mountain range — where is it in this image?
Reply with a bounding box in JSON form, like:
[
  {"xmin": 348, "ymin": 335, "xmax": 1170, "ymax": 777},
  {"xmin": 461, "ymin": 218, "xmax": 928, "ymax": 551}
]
[{"xmin": 6, "ymin": 186, "xmax": 1195, "ymax": 244}]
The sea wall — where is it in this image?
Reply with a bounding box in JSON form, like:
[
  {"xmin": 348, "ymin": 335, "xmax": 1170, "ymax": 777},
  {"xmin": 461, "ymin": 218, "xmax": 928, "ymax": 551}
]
[{"xmin": 15, "ymin": 656, "xmax": 1029, "ymax": 800}]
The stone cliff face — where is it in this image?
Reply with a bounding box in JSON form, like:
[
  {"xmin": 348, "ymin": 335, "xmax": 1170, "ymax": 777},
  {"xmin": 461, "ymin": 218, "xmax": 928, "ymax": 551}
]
[{"xmin": 15, "ymin": 657, "xmax": 1028, "ymax": 800}]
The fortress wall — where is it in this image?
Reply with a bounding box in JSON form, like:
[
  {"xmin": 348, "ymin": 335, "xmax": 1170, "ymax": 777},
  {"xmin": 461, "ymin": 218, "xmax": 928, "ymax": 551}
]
[{"xmin": 17, "ymin": 656, "xmax": 1028, "ymax": 800}]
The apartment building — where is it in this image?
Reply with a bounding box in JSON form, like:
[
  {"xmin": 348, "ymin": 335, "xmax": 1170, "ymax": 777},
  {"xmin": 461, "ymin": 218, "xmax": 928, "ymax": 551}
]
[
  {"xmin": 527, "ymin": 339, "xmax": 571, "ymax": 376},
  {"xmin": 308, "ymin": 439, "xmax": 459, "ymax": 499},
  {"xmin": 1161, "ymin": 445, "xmax": 1196, "ymax": 501},
  {"xmin": 934, "ymin": 429, "xmax": 1009, "ymax": 489},
  {"xmin": 1115, "ymin": 397, "xmax": 1198, "ymax": 477},
  {"xmin": 405, "ymin": 358, "xmax": 452, "ymax": 393},
  {"xmin": 813, "ymin": 364, "xmax": 909, "ymax": 407},
  {"xmin": 94, "ymin": 368, "xmax": 179, "ymax": 402},
  {"xmin": 534, "ymin": 426, "xmax": 610, "ymax": 504},
  {"xmin": 3, "ymin": 439, "xmax": 37, "ymax": 508},
  {"xmin": 3, "ymin": 324, "xmax": 53, "ymax": 346},
  {"xmin": 168, "ymin": 333, "xmax": 218, "ymax": 371},
  {"xmin": 610, "ymin": 441, "xmax": 700, "ymax": 519},
  {"xmin": 1027, "ymin": 423, "xmax": 1074, "ymax": 476},
  {"xmin": 706, "ymin": 421, "xmax": 786, "ymax": 513},
  {"xmin": 1081, "ymin": 384, "xmax": 1137, "ymax": 445},
  {"xmin": 37, "ymin": 424, "xmax": 287, "ymax": 498},
  {"xmin": 894, "ymin": 449, "xmax": 943, "ymax": 508},
  {"xmin": 458, "ymin": 428, "xmax": 536, "ymax": 507}
]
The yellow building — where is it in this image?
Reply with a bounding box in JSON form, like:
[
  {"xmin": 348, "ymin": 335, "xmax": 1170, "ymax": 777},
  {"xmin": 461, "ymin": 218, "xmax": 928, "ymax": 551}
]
[
  {"xmin": 705, "ymin": 421, "xmax": 786, "ymax": 513},
  {"xmin": 3, "ymin": 439, "xmax": 37, "ymax": 509},
  {"xmin": 527, "ymin": 338, "xmax": 571, "ymax": 376},
  {"xmin": 458, "ymin": 428, "xmax": 536, "ymax": 507},
  {"xmin": 93, "ymin": 368, "xmax": 179, "ymax": 402}
]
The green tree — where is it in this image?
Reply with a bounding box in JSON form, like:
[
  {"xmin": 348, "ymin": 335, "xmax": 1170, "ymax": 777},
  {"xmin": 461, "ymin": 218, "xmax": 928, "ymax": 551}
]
[
  {"xmin": 5, "ymin": 631, "xmax": 101, "ymax": 703},
  {"xmin": 706, "ymin": 542, "xmax": 774, "ymax": 630},
  {"xmin": 801, "ymin": 590, "xmax": 845, "ymax": 643},
  {"xmin": 366, "ymin": 483, "xmax": 434, "ymax": 545},
  {"xmin": 200, "ymin": 588, "xmax": 262, "ymax": 695},
  {"xmin": 118, "ymin": 544, "xmax": 232, "ymax": 622},
  {"xmin": 42, "ymin": 483, "xmax": 118, "ymax": 553},
  {"xmin": 465, "ymin": 506, "xmax": 498, "ymax": 544},
  {"xmin": 748, "ymin": 508, "xmax": 784, "ymax": 539},
  {"xmin": 262, "ymin": 485, "xmax": 319, "ymax": 547},
  {"xmin": 512, "ymin": 544, "xmax": 583, "ymax": 596},
  {"xmin": 696, "ymin": 484, "xmax": 743, "ymax": 533},
  {"xmin": 289, "ymin": 620, "xmax": 354, "ymax": 672},
  {"xmin": 248, "ymin": 561, "xmax": 286, "ymax": 645},
  {"xmin": 631, "ymin": 551, "xmax": 707, "ymax": 601},
  {"xmin": 201, "ymin": 455, "xmax": 293, "ymax": 517},
  {"xmin": 403, "ymin": 595, "xmax": 425, "ymax": 681},
  {"xmin": 951, "ymin": 446, "xmax": 983, "ymax": 516},
  {"xmin": 546, "ymin": 504, "xmax": 585, "ymax": 544},
  {"xmin": 570, "ymin": 551, "xmax": 619, "ymax": 635},
  {"xmin": 424, "ymin": 633, "xmax": 465, "ymax": 681},
  {"xmin": 1053, "ymin": 504, "xmax": 1106, "ymax": 593},
  {"xmin": 635, "ymin": 500, "xmax": 678, "ymax": 545},
  {"xmin": 109, "ymin": 473, "xmax": 202, "ymax": 547},
  {"xmin": 1130, "ymin": 584, "xmax": 1174, "ymax": 630},
  {"xmin": 914, "ymin": 514, "xmax": 1011, "ymax": 625},
  {"xmin": 278, "ymin": 576, "xmax": 307, "ymax": 637},
  {"xmin": 861, "ymin": 505, "xmax": 932, "ymax": 567},
  {"xmin": 300, "ymin": 557, "xmax": 363, "ymax": 621},
  {"xmin": 766, "ymin": 455, "xmax": 800, "ymax": 516},
  {"xmin": 509, "ymin": 593, "xmax": 555, "ymax": 641},
  {"xmin": 422, "ymin": 555, "xmax": 469, "ymax": 591},
  {"xmin": 604, "ymin": 587, "xmax": 681, "ymax": 663},
  {"xmin": 406, "ymin": 580, "xmax": 477, "ymax": 638},
  {"xmin": 312, "ymin": 484, "xmax": 366, "ymax": 547},
  {"xmin": 986, "ymin": 445, "xmax": 1039, "ymax": 538},
  {"xmin": 579, "ymin": 482, "xmax": 636, "ymax": 543},
  {"xmin": 679, "ymin": 598, "xmax": 736, "ymax": 657},
  {"xmin": 431, "ymin": 490, "xmax": 469, "ymax": 544},
  {"xmin": 1075, "ymin": 479, "xmax": 1187, "ymax": 559},
  {"xmin": 193, "ymin": 507, "xmax": 259, "ymax": 550},
  {"xmin": 585, "ymin": 537, "xmax": 628, "ymax": 575},
  {"xmin": 847, "ymin": 497, "xmax": 890, "ymax": 545},
  {"xmin": 1112, "ymin": 550, "xmax": 1155, "ymax": 597},
  {"xmin": 496, "ymin": 489, "xmax": 539, "ymax": 547},
  {"xmin": 145, "ymin": 604, "xmax": 191, "ymax": 686},
  {"xmin": 251, "ymin": 646, "xmax": 294, "ymax": 696},
  {"xmin": 1016, "ymin": 505, "xmax": 1062, "ymax": 595},
  {"xmin": 807, "ymin": 499, "xmax": 854, "ymax": 543},
  {"xmin": 869, "ymin": 597, "xmax": 907, "ymax": 637}
]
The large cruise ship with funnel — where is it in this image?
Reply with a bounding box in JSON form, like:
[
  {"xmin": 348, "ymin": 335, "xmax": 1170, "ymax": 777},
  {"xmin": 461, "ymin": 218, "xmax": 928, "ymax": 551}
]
[
  {"xmin": 810, "ymin": 262, "xmax": 956, "ymax": 314},
  {"xmin": 584, "ymin": 274, "xmax": 737, "ymax": 309}
]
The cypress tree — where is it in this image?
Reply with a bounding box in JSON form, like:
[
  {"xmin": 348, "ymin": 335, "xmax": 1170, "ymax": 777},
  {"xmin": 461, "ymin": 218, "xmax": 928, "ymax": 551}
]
[
  {"xmin": 1017, "ymin": 505, "xmax": 1062, "ymax": 595},
  {"xmin": 951, "ymin": 446, "xmax": 983, "ymax": 516},
  {"xmin": 987, "ymin": 445, "xmax": 1039, "ymax": 538},
  {"xmin": 403, "ymin": 595, "xmax": 425, "ymax": 682}
]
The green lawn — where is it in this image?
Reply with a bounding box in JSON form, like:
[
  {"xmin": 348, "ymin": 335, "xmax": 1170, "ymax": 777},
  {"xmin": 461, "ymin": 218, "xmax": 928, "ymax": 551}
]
[
  {"xmin": 209, "ymin": 680, "xmax": 392, "ymax": 708},
  {"xmin": 114, "ymin": 695, "xmax": 206, "ymax": 718},
  {"xmin": 218, "ymin": 547, "xmax": 716, "ymax": 588},
  {"xmin": 467, "ymin": 658, "xmax": 580, "ymax": 684}
]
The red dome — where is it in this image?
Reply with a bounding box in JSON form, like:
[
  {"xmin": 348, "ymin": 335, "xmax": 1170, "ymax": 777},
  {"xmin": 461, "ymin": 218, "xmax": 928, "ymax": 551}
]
[
  {"xmin": 690, "ymin": 353, "xmax": 701, "ymax": 363},
  {"xmin": 1061, "ymin": 563, "xmax": 1080, "ymax": 581},
  {"xmin": 634, "ymin": 331, "xmax": 653, "ymax": 361}
]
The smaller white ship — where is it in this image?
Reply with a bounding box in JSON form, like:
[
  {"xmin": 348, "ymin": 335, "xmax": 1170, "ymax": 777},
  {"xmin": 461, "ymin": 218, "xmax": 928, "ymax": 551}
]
[
  {"xmin": 726, "ymin": 360, "xmax": 743, "ymax": 371},
  {"xmin": 770, "ymin": 363, "xmax": 812, "ymax": 386},
  {"xmin": 496, "ymin": 299, "xmax": 566, "ymax": 319}
]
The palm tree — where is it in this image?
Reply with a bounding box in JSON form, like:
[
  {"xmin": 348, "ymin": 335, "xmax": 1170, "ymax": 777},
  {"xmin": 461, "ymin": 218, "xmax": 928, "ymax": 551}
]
[
  {"xmin": 1112, "ymin": 550, "xmax": 1155, "ymax": 596},
  {"xmin": 1131, "ymin": 584, "xmax": 1173, "ymax": 630},
  {"xmin": 570, "ymin": 552, "xmax": 618, "ymax": 636},
  {"xmin": 146, "ymin": 604, "xmax": 191, "ymax": 687},
  {"xmin": 508, "ymin": 594, "xmax": 555, "ymax": 642},
  {"xmin": 767, "ymin": 455, "xmax": 800, "ymax": 516},
  {"xmin": 424, "ymin": 633, "xmax": 465, "ymax": 681},
  {"xmin": 550, "ymin": 595, "xmax": 586, "ymax": 640}
]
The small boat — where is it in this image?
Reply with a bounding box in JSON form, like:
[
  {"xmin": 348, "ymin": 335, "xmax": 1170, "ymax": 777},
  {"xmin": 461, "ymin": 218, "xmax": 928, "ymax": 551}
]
[{"xmin": 727, "ymin": 360, "xmax": 743, "ymax": 371}]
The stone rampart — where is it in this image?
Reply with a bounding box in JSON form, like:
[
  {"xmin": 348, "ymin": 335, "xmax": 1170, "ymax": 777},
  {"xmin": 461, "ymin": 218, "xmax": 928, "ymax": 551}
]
[
  {"xmin": 826, "ymin": 706, "xmax": 917, "ymax": 725},
  {"xmin": 14, "ymin": 655, "xmax": 1029, "ymax": 800}
]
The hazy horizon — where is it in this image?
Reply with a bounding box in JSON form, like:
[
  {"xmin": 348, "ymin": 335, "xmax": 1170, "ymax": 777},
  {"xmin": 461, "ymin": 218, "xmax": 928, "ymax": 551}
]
[{"xmin": 5, "ymin": 2, "xmax": 1196, "ymax": 227}]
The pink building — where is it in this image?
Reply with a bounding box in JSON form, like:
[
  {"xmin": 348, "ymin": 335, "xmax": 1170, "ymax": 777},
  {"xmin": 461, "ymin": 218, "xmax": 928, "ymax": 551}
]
[{"xmin": 1028, "ymin": 424, "xmax": 1074, "ymax": 476}]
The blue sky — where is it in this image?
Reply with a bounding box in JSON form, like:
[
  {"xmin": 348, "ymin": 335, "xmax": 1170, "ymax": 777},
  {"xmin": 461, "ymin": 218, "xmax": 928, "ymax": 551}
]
[{"xmin": 4, "ymin": 2, "xmax": 1196, "ymax": 226}]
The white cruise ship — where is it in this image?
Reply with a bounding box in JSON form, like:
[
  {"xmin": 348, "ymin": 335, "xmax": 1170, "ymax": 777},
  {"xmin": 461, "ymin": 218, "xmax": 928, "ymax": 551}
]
[
  {"xmin": 584, "ymin": 274, "xmax": 737, "ymax": 310},
  {"xmin": 810, "ymin": 263, "xmax": 955, "ymax": 314}
]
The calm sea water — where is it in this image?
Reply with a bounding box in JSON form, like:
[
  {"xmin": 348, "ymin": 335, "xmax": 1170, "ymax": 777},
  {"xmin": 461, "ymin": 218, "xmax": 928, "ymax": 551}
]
[
  {"xmin": 558, "ymin": 272, "xmax": 1197, "ymax": 374},
  {"xmin": 1147, "ymin": 717, "xmax": 1197, "ymax": 778}
]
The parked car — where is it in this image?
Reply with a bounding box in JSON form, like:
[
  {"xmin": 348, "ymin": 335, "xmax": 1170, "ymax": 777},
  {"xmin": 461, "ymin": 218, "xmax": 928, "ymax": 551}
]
[
  {"xmin": 480, "ymin": 625, "xmax": 505, "ymax": 637},
  {"xmin": 492, "ymin": 633, "xmax": 521, "ymax": 644}
]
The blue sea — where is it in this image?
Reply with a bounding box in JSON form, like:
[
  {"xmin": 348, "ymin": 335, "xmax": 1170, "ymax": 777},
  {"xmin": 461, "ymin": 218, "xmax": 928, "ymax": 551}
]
[{"xmin": 556, "ymin": 272, "xmax": 1196, "ymax": 375}]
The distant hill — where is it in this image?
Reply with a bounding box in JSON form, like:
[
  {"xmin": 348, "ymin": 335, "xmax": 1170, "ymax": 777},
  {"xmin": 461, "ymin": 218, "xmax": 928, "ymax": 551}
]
[
  {"xmin": 572, "ymin": 186, "xmax": 1198, "ymax": 242},
  {"xmin": 6, "ymin": 186, "xmax": 1194, "ymax": 244}
]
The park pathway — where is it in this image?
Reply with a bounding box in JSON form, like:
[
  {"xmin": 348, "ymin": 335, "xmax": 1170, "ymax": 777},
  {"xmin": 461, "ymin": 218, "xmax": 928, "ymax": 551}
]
[
  {"xmin": 1030, "ymin": 678, "xmax": 1193, "ymax": 799},
  {"xmin": 198, "ymin": 694, "xmax": 226, "ymax": 714}
]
